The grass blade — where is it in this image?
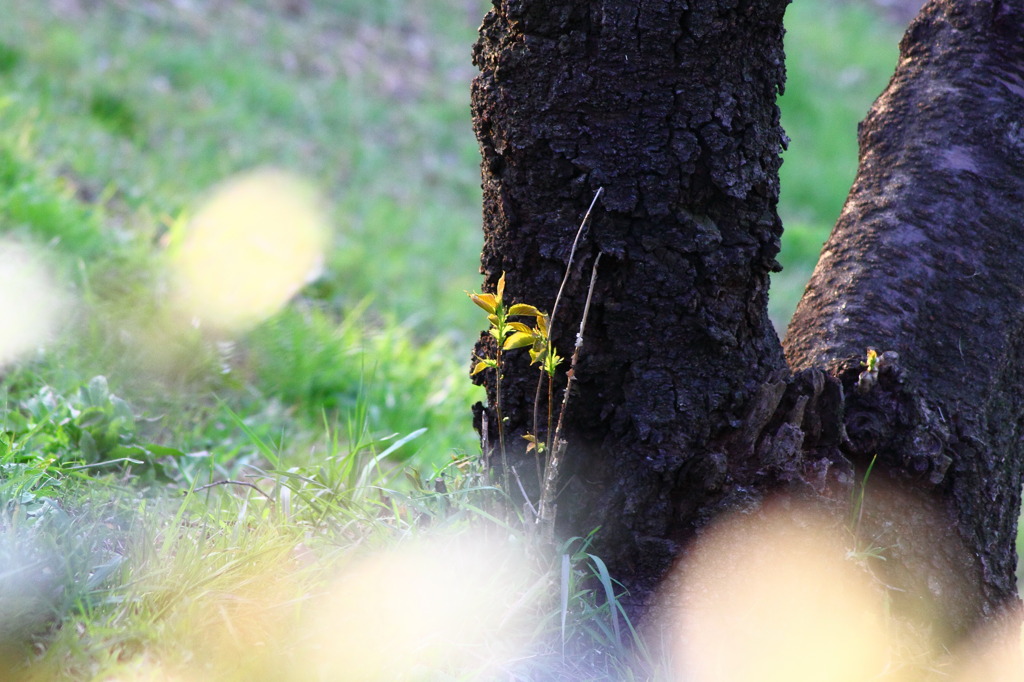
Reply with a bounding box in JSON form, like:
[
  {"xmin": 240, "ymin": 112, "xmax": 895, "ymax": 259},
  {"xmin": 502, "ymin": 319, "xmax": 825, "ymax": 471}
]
[{"xmin": 587, "ymin": 552, "xmax": 621, "ymax": 646}]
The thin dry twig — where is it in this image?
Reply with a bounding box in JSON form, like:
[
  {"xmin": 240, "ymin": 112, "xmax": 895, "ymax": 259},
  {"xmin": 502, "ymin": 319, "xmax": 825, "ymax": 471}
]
[
  {"xmin": 538, "ymin": 251, "xmax": 603, "ymax": 539},
  {"xmin": 548, "ymin": 187, "xmax": 603, "ymax": 336},
  {"xmin": 195, "ymin": 479, "xmax": 274, "ymax": 502},
  {"xmin": 512, "ymin": 465, "xmax": 539, "ymax": 521},
  {"xmin": 532, "ymin": 188, "xmax": 604, "ymax": 487}
]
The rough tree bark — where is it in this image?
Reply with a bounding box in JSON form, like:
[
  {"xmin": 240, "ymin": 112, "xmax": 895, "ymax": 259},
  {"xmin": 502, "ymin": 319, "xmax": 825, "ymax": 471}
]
[
  {"xmin": 472, "ymin": 0, "xmax": 790, "ymax": 606},
  {"xmin": 470, "ymin": 0, "xmax": 1024, "ymax": 648},
  {"xmin": 785, "ymin": 0, "xmax": 1024, "ymax": 639}
]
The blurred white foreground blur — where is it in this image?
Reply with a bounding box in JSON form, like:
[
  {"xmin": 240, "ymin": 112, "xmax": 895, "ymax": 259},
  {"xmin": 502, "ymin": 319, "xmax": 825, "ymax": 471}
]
[{"xmin": 0, "ymin": 239, "xmax": 67, "ymax": 366}]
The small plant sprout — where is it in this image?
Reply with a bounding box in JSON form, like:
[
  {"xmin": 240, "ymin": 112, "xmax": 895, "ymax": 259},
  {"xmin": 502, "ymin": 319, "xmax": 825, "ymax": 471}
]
[
  {"xmin": 470, "ymin": 275, "xmax": 567, "ymax": 500},
  {"xmin": 857, "ymin": 347, "xmax": 880, "ymax": 393},
  {"xmin": 470, "ymin": 188, "xmax": 604, "ymax": 537},
  {"xmin": 864, "ymin": 347, "xmax": 880, "ymax": 372},
  {"xmin": 508, "ymin": 309, "xmax": 564, "ymax": 457},
  {"xmin": 469, "ymin": 272, "xmax": 536, "ymax": 489}
]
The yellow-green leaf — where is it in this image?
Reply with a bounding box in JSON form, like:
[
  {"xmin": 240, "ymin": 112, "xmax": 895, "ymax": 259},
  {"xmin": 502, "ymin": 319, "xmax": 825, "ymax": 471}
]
[
  {"xmin": 508, "ymin": 322, "xmax": 533, "ymax": 334},
  {"xmin": 496, "ymin": 272, "xmax": 506, "ymax": 304},
  {"xmin": 471, "ymin": 360, "xmax": 495, "ymax": 376},
  {"xmin": 489, "ymin": 326, "xmax": 513, "ymax": 341},
  {"xmin": 545, "ymin": 351, "xmax": 564, "ymax": 376},
  {"xmin": 508, "ymin": 303, "xmax": 543, "ymax": 317},
  {"xmin": 503, "ymin": 331, "xmax": 535, "ymax": 350},
  {"xmin": 535, "ymin": 314, "xmax": 549, "ymax": 337},
  {"xmin": 468, "ymin": 292, "xmax": 497, "ymax": 314}
]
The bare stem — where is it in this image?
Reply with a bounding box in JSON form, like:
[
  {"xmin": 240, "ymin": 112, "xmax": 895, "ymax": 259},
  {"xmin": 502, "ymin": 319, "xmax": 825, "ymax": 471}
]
[
  {"xmin": 495, "ymin": 345, "xmax": 510, "ymax": 493},
  {"xmin": 526, "ymin": 187, "xmax": 603, "ymax": 506},
  {"xmin": 481, "ymin": 409, "xmax": 491, "ymax": 470},
  {"xmin": 195, "ymin": 479, "xmax": 274, "ymax": 502},
  {"xmin": 512, "ymin": 466, "xmax": 539, "ymax": 521},
  {"xmin": 545, "ymin": 372, "xmax": 555, "ymax": 460},
  {"xmin": 538, "ymin": 252, "xmax": 602, "ymax": 538},
  {"xmin": 532, "ymin": 371, "xmax": 544, "ymax": 486},
  {"xmin": 548, "ymin": 187, "xmax": 603, "ymax": 339}
]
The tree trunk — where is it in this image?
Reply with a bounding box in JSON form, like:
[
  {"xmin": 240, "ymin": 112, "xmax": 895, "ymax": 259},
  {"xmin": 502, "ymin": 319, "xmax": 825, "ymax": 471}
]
[
  {"xmin": 470, "ymin": 0, "xmax": 1024, "ymax": 647},
  {"xmin": 472, "ymin": 0, "xmax": 792, "ymax": 610},
  {"xmin": 785, "ymin": 0, "xmax": 1024, "ymax": 637}
]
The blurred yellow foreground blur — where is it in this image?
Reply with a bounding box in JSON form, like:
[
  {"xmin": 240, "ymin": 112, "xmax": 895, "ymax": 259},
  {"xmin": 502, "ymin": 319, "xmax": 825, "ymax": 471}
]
[{"xmin": 169, "ymin": 169, "xmax": 328, "ymax": 335}]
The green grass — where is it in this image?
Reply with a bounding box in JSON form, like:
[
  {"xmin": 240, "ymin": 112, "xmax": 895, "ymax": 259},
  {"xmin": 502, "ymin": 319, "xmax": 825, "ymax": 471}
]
[
  {"xmin": 773, "ymin": 2, "xmax": 902, "ymax": 330},
  {"xmin": 0, "ymin": 0, "xmax": 485, "ymax": 333},
  {"xmin": 0, "ymin": 0, "xmax": 921, "ymax": 678}
]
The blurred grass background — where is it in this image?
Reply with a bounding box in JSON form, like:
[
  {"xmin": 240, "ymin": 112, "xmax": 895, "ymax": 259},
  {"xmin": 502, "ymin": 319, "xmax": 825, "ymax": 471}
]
[
  {"xmin": 0, "ymin": 0, "xmax": 904, "ymax": 467},
  {"xmin": 0, "ymin": 0, "xmax": 494, "ymax": 464},
  {"xmin": 0, "ymin": 1, "xmax": 928, "ymax": 677},
  {"xmin": 774, "ymin": 1, "xmax": 902, "ymax": 327}
]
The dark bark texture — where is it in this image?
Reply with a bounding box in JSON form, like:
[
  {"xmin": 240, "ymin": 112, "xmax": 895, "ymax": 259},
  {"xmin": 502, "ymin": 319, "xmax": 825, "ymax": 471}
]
[
  {"xmin": 786, "ymin": 0, "xmax": 1024, "ymax": 636},
  {"xmin": 471, "ymin": 0, "xmax": 1024, "ymax": 647},
  {"xmin": 471, "ymin": 0, "xmax": 792, "ymax": 610}
]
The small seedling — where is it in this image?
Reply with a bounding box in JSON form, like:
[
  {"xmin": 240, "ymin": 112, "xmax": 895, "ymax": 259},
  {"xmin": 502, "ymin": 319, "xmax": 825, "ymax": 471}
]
[
  {"xmin": 469, "ymin": 189, "xmax": 604, "ymax": 540},
  {"xmin": 470, "ymin": 272, "xmax": 523, "ymax": 488},
  {"xmin": 857, "ymin": 347, "xmax": 879, "ymax": 393},
  {"xmin": 469, "ymin": 272, "xmax": 564, "ymax": 493}
]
